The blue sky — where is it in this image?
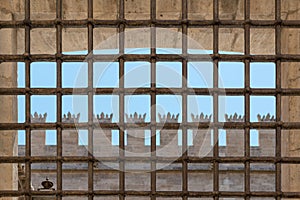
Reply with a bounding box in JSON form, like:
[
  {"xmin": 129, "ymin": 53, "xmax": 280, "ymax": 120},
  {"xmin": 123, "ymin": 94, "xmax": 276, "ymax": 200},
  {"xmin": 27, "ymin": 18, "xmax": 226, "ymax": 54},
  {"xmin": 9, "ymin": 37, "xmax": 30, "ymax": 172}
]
[{"xmin": 16, "ymin": 50, "xmax": 276, "ymax": 147}]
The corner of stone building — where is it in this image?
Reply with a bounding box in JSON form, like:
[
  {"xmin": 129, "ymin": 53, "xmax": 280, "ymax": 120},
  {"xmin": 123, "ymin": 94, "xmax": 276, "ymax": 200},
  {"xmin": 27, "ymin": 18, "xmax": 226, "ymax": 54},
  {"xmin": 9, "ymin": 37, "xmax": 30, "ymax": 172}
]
[{"xmin": 0, "ymin": 4, "xmax": 19, "ymax": 197}]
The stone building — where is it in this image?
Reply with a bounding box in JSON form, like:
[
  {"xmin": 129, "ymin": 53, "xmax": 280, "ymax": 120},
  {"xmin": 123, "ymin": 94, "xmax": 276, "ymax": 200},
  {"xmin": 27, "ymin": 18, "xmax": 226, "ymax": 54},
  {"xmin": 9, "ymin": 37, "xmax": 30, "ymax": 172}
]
[
  {"xmin": 0, "ymin": 0, "xmax": 300, "ymax": 199},
  {"xmin": 18, "ymin": 112, "xmax": 277, "ymax": 196}
]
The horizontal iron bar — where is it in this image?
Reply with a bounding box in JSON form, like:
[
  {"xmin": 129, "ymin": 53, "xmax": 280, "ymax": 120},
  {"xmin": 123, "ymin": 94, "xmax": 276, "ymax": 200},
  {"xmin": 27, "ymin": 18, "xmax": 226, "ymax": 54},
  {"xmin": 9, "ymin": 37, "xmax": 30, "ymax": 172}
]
[
  {"xmin": 2, "ymin": 54, "xmax": 300, "ymax": 63},
  {"xmin": 0, "ymin": 190, "xmax": 300, "ymax": 198},
  {"xmin": 0, "ymin": 88, "xmax": 300, "ymax": 96},
  {"xmin": 1, "ymin": 122, "xmax": 300, "ymax": 130},
  {"xmin": 1, "ymin": 19, "xmax": 300, "ymax": 28},
  {"xmin": 1, "ymin": 156, "xmax": 300, "ymax": 163}
]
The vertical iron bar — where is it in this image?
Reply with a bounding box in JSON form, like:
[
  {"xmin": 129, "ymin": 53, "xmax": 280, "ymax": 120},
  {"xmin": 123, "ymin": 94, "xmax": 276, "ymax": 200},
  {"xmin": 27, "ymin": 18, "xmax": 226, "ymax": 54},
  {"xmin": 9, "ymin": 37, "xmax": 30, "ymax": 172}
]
[
  {"xmin": 150, "ymin": 0, "xmax": 157, "ymax": 200},
  {"xmin": 56, "ymin": 0, "xmax": 63, "ymax": 199},
  {"xmin": 275, "ymin": 0, "xmax": 282, "ymax": 200},
  {"xmin": 87, "ymin": 0, "xmax": 94, "ymax": 199},
  {"xmin": 244, "ymin": 0, "xmax": 251, "ymax": 199},
  {"xmin": 182, "ymin": 0, "xmax": 188, "ymax": 199},
  {"xmin": 118, "ymin": 1, "xmax": 125, "ymax": 199},
  {"xmin": 24, "ymin": 0, "xmax": 31, "ymax": 199},
  {"xmin": 213, "ymin": 1, "xmax": 219, "ymax": 200}
]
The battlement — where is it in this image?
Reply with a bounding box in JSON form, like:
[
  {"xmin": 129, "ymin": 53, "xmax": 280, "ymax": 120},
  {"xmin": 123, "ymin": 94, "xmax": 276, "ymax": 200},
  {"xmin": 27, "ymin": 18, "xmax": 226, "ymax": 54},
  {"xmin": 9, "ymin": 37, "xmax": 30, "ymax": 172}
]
[
  {"xmin": 225, "ymin": 113, "xmax": 244, "ymax": 122},
  {"xmin": 62, "ymin": 112, "xmax": 80, "ymax": 123},
  {"xmin": 257, "ymin": 113, "xmax": 276, "ymax": 122},
  {"xmin": 95, "ymin": 112, "xmax": 113, "ymax": 123},
  {"xmin": 31, "ymin": 112, "xmax": 47, "ymax": 123},
  {"xmin": 158, "ymin": 112, "xmax": 179, "ymax": 123},
  {"xmin": 191, "ymin": 113, "xmax": 212, "ymax": 122},
  {"xmin": 26, "ymin": 112, "xmax": 275, "ymax": 158},
  {"xmin": 125, "ymin": 112, "xmax": 146, "ymax": 123}
]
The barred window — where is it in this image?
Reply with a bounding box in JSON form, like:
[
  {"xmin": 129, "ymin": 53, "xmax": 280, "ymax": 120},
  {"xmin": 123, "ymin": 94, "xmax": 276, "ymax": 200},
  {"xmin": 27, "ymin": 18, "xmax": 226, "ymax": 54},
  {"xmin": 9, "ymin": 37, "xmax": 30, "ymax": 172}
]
[{"xmin": 0, "ymin": 0, "xmax": 300, "ymax": 200}]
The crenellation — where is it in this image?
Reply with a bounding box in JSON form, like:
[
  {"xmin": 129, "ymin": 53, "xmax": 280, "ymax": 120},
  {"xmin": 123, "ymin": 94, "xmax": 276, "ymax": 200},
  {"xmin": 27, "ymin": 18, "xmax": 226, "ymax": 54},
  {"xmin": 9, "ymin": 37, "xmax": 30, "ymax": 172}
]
[
  {"xmin": 259, "ymin": 128, "xmax": 276, "ymax": 156},
  {"xmin": 125, "ymin": 112, "xmax": 146, "ymax": 123},
  {"xmin": 125, "ymin": 113, "xmax": 149, "ymax": 154},
  {"xmin": 61, "ymin": 112, "xmax": 81, "ymax": 156},
  {"xmin": 158, "ymin": 112, "xmax": 179, "ymax": 123},
  {"xmin": 158, "ymin": 112, "xmax": 181, "ymax": 157},
  {"xmin": 189, "ymin": 129, "xmax": 213, "ymax": 157},
  {"xmin": 25, "ymin": 112, "xmax": 277, "ymax": 154},
  {"xmin": 96, "ymin": 112, "xmax": 113, "ymax": 123},
  {"xmin": 225, "ymin": 113, "xmax": 244, "ymax": 122},
  {"xmin": 31, "ymin": 112, "xmax": 47, "ymax": 123},
  {"xmin": 30, "ymin": 113, "xmax": 47, "ymax": 157},
  {"xmin": 256, "ymin": 114, "xmax": 276, "ymax": 156},
  {"xmin": 191, "ymin": 113, "xmax": 212, "ymax": 122},
  {"xmin": 225, "ymin": 128, "xmax": 244, "ymax": 157},
  {"xmin": 19, "ymin": 112, "xmax": 279, "ymax": 192},
  {"xmin": 93, "ymin": 127, "xmax": 116, "ymax": 158},
  {"xmin": 62, "ymin": 112, "xmax": 80, "ymax": 123},
  {"xmin": 257, "ymin": 113, "xmax": 276, "ymax": 122},
  {"xmin": 19, "ymin": 111, "xmax": 280, "ymax": 193},
  {"xmin": 31, "ymin": 130, "xmax": 46, "ymax": 156},
  {"xmin": 189, "ymin": 113, "xmax": 213, "ymax": 157},
  {"xmin": 126, "ymin": 129, "xmax": 150, "ymax": 155},
  {"xmin": 62, "ymin": 129, "xmax": 80, "ymax": 156}
]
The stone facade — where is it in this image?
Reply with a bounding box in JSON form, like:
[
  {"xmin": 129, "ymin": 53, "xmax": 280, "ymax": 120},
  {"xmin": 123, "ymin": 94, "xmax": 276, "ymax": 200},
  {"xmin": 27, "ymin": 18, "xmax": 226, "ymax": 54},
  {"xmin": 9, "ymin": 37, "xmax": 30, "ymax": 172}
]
[
  {"xmin": 16, "ymin": 112, "xmax": 277, "ymax": 197},
  {"xmin": 0, "ymin": 7, "xmax": 18, "ymax": 200}
]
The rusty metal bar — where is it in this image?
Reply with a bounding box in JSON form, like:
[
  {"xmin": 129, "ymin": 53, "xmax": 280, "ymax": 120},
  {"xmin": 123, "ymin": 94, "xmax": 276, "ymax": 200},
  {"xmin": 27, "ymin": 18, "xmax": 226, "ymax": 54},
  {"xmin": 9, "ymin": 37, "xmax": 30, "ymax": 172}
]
[
  {"xmin": 212, "ymin": 1, "xmax": 219, "ymax": 200},
  {"xmin": 55, "ymin": 1, "xmax": 63, "ymax": 200},
  {"xmin": 1, "ymin": 190, "xmax": 300, "ymax": 198},
  {"xmin": 275, "ymin": 1, "xmax": 282, "ymax": 200},
  {"xmin": 2, "ymin": 121, "xmax": 300, "ymax": 131},
  {"xmin": 1, "ymin": 155, "xmax": 300, "ymax": 164},
  {"xmin": 150, "ymin": 0, "xmax": 156, "ymax": 199},
  {"xmin": 244, "ymin": 0, "xmax": 251, "ymax": 200},
  {"xmin": 24, "ymin": 0, "xmax": 32, "ymax": 200},
  {"xmin": 87, "ymin": 0, "xmax": 94, "ymax": 199},
  {"xmin": 55, "ymin": 36, "xmax": 62, "ymax": 200},
  {"xmin": 182, "ymin": 0, "xmax": 188, "ymax": 199},
  {"xmin": 3, "ymin": 54, "xmax": 300, "ymax": 63},
  {"xmin": 2, "ymin": 121, "xmax": 300, "ymax": 130},
  {"xmin": 1, "ymin": 87, "xmax": 300, "ymax": 96},
  {"xmin": 2, "ymin": 19, "xmax": 300, "ymax": 29},
  {"xmin": 118, "ymin": 1, "xmax": 125, "ymax": 199}
]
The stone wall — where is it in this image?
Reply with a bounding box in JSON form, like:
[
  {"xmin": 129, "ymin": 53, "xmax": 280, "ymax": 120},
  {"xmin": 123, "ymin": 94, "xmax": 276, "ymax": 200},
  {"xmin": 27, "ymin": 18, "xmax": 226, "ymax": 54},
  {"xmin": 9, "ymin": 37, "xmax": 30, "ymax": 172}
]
[
  {"xmin": 0, "ymin": 6, "xmax": 18, "ymax": 200},
  {"xmin": 0, "ymin": 0, "xmax": 290, "ymax": 54},
  {"xmin": 17, "ymin": 120, "xmax": 275, "ymax": 194},
  {"xmin": 25, "ymin": 164, "xmax": 276, "ymax": 199},
  {"xmin": 280, "ymin": 0, "xmax": 300, "ymax": 193}
]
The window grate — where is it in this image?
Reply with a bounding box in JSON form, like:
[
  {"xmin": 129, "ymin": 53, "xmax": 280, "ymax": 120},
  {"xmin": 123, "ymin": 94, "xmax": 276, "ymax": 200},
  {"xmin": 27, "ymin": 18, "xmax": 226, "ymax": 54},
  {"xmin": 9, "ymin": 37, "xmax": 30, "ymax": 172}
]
[{"xmin": 0, "ymin": 0, "xmax": 300, "ymax": 199}]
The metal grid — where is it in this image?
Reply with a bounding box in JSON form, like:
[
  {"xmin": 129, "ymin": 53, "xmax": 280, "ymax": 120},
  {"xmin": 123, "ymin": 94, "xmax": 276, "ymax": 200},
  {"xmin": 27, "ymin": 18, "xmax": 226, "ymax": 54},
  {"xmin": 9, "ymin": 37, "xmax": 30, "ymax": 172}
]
[{"xmin": 0, "ymin": 0, "xmax": 300, "ymax": 199}]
